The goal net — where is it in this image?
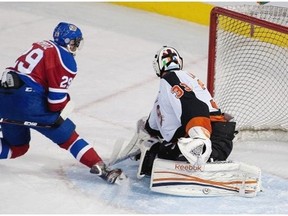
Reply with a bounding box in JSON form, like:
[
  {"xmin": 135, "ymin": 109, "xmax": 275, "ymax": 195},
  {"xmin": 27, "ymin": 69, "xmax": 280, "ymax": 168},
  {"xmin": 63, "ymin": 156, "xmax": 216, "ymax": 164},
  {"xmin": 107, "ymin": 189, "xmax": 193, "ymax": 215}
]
[{"xmin": 207, "ymin": 5, "xmax": 288, "ymax": 133}]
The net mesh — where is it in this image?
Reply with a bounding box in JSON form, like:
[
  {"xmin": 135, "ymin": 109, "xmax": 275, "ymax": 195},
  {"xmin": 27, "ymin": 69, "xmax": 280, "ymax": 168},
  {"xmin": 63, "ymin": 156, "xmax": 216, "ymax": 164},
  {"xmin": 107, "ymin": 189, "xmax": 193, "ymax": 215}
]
[{"xmin": 212, "ymin": 5, "xmax": 288, "ymax": 131}]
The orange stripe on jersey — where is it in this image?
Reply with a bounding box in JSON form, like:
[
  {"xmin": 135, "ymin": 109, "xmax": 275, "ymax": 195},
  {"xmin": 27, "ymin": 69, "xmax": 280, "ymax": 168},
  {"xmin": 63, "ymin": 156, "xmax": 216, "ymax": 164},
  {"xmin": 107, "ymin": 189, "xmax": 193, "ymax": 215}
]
[
  {"xmin": 186, "ymin": 116, "xmax": 212, "ymax": 134},
  {"xmin": 210, "ymin": 115, "xmax": 226, "ymax": 122}
]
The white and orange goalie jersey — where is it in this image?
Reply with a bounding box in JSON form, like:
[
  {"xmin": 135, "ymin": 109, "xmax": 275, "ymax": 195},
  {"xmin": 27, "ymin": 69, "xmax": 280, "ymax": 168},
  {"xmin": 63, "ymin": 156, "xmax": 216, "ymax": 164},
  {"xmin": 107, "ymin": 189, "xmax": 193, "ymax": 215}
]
[{"xmin": 147, "ymin": 70, "xmax": 220, "ymax": 143}]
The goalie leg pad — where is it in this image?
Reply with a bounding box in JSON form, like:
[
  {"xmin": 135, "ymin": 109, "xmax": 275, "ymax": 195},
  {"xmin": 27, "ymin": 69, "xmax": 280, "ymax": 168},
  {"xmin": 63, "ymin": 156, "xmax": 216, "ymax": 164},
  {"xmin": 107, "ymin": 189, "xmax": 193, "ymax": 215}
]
[
  {"xmin": 108, "ymin": 116, "xmax": 154, "ymax": 166},
  {"xmin": 137, "ymin": 138, "xmax": 160, "ymax": 179},
  {"xmin": 150, "ymin": 158, "xmax": 262, "ymax": 197}
]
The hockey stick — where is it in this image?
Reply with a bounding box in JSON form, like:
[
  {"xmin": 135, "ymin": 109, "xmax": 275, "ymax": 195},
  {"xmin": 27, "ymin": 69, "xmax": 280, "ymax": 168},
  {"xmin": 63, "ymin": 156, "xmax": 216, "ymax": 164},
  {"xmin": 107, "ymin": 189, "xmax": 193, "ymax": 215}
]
[
  {"xmin": 108, "ymin": 138, "xmax": 126, "ymax": 166},
  {"xmin": 109, "ymin": 147, "xmax": 140, "ymax": 166},
  {"xmin": 109, "ymin": 117, "xmax": 157, "ymax": 166},
  {"xmin": 0, "ymin": 101, "xmax": 75, "ymax": 128},
  {"xmin": 108, "ymin": 132, "xmax": 140, "ymax": 166}
]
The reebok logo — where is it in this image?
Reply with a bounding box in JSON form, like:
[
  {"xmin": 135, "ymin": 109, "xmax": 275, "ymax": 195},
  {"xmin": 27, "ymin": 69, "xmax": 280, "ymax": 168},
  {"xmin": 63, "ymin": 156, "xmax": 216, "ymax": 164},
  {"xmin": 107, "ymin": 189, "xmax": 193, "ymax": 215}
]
[{"xmin": 175, "ymin": 163, "xmax": 202, "ymax": 172}]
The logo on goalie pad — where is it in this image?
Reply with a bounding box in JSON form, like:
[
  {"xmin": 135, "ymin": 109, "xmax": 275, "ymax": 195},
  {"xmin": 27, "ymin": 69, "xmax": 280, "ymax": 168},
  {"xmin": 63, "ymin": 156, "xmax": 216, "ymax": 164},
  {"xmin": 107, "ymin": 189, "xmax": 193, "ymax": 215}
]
[
  {"xmin": 150, "ymin": 158, "xmax": 262, "ymax": 197},
  {"xmin": 202, "ymin": 188, "xmax": 211, "ymax": 195},
  {"xmin": 175, "ymin": 163, "xmax": 202, "ymax": 172}
]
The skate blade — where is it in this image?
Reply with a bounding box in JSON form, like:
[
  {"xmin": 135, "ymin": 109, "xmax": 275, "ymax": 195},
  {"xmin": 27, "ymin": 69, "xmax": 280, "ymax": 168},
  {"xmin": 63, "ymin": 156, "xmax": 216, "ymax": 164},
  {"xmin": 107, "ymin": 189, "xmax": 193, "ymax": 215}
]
[{"xmin": 114, "ymin": 172, "xmax": 128, "ymax": 185}]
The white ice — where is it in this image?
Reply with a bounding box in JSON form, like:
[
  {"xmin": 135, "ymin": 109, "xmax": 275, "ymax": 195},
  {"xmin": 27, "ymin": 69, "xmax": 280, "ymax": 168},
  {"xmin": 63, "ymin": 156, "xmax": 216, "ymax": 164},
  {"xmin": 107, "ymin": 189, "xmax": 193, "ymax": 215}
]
[{"xmin": 0, "ymin": 2, "xmax": 287, "ymax": 214}]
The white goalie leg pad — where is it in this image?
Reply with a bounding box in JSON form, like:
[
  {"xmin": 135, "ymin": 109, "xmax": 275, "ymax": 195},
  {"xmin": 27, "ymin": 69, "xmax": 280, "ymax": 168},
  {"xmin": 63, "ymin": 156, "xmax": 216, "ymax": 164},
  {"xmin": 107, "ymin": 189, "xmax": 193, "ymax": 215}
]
[
  {"xmin": 178, "ymin": 126, "xmax": 212, "ymax": 166},
  {"xmin": 127, "ymin": 116, "xmax": 151, "ymax": 154},
  {"xmin": 150, "ymin": 158, "xmax": 262, "ymax": 197},
  {"xmin": 108, "ymin": 134, "xmax": 140, "ymax": 166},
  {"xmin": 109, "ymin": 116, "xmax": 157, "ymax": 166},
  {"xmin": 137, "ymin": 137, "xmax": 160, "ymax": 179}
]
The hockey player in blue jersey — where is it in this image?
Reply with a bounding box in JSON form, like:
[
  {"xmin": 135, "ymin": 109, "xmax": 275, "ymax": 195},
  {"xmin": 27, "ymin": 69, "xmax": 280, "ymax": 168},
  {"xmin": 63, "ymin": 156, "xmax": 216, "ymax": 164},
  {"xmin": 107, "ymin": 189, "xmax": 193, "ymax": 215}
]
[{"xmin": 0, "ymin": 22, "xmax": 126, "ymax": 184}]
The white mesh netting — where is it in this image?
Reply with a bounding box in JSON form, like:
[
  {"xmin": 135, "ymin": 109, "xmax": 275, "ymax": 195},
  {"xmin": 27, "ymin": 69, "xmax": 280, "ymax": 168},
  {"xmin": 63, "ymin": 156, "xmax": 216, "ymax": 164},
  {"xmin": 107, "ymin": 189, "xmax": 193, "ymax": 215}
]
[{"xmin": 212, "ymin": 5, "xmax": 288, "ymax": 132}]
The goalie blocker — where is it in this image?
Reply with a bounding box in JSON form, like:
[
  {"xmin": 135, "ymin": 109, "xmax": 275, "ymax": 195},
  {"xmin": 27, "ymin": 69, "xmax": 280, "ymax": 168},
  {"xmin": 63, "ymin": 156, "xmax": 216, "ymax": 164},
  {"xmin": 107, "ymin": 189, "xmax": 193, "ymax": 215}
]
[{"xmin": 150, "ymin": 158, "xmax": 262, "ymax": 197}]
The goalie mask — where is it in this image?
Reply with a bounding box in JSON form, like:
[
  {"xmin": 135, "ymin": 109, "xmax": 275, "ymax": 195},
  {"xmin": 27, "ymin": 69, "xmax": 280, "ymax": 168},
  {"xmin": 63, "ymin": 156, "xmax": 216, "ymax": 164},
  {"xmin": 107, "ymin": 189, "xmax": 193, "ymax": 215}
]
[
  {"xmin": 53, "ymin": 22, "xmax": 84, "ymax": 55},
  {"xmin": 153, "ymin": 46, "xmax": 183, "ymax": 77}
]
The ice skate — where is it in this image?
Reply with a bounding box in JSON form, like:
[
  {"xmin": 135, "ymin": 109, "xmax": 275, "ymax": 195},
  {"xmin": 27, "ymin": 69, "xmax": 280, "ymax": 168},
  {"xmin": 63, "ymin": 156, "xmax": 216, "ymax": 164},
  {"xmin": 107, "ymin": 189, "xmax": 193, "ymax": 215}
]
[{"xmin": 90, "ymin": 161, "xmax": 127, "ymax": 185}]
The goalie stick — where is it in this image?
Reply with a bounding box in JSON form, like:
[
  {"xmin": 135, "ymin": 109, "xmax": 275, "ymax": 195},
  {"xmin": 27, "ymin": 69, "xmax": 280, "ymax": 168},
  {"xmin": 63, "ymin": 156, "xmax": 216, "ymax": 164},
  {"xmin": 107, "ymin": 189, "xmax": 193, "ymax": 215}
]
[
  {"xmin": 0, "ymin": 101, "xmax": 74, "ymax": 128},
  {"xmin": 109, "ymin": 117, "xmax": 162, "ymax": 166},
  {"xmin": 108, "ymin": 132, "xmax": 140, "ymax": 166}
]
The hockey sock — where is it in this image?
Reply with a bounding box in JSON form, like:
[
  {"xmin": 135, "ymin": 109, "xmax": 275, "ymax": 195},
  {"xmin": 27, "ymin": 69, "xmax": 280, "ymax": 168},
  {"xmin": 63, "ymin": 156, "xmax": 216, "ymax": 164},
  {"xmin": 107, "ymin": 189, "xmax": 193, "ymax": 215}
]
[
  {"xmin": 59, "ymin": 131, "xmax": 103, "ymax": 168},
  {"xmin": 0, "ymin": 139, "xmax": 29, "ymax": 159},
  {"xmin": 10, "ymin": 144, "xmax": 29, "ymax": 158},
  {"xmin": 0, "ymin": 139, "xmax": 11, "ymax": 159}
]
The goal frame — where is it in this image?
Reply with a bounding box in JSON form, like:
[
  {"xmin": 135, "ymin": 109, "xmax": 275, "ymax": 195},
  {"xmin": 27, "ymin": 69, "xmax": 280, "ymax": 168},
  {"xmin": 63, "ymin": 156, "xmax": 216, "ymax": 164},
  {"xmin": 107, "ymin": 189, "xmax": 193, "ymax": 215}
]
[{"xmin": 207, "ymin": 6, "xmax": 288, "ymax": 97}]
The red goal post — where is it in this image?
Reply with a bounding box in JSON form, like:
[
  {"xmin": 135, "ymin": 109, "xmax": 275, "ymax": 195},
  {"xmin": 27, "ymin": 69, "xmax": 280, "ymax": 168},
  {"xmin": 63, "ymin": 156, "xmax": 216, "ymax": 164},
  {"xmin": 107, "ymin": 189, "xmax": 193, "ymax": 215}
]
[{"xmin": 207, "ymin": 5, "xmax": 288, "ymax": 131}]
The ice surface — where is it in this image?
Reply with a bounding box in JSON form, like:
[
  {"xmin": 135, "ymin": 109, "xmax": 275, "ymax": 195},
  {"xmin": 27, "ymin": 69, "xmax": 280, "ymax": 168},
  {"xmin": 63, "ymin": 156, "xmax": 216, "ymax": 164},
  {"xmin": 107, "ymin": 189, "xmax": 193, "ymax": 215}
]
[{"xmin": 0, "ymin": 2, "xmax": 287, "ymax": 214}]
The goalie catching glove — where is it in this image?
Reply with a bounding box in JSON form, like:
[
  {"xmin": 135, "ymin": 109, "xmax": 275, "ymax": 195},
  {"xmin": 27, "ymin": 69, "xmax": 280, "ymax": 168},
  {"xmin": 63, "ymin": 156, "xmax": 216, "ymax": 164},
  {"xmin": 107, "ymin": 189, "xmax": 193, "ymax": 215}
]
[{"xmin": 178, "ymin": 126, "xmax": 212, "ymax": 166}]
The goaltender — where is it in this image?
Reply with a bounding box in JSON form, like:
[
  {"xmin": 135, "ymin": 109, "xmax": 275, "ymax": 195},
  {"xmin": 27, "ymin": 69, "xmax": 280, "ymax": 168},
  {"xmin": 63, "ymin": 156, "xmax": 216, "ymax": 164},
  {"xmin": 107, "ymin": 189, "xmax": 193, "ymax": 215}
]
[
  {"xmin": 110, "ymin": 46, "xmax": 261, "ymax": 197},
  {"xmin": 135, "ymin": 46, "xmax": 237, "ymax": 178}
]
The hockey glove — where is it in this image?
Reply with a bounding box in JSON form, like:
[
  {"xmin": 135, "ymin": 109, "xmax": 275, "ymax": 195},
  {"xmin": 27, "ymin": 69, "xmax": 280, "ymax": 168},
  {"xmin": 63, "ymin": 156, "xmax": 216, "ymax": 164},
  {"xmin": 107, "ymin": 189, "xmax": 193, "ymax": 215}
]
[
  {"xmin": 1, "ymin": 71, "xmax": 23, "ymax": 88},
  {"xmin": 178, "ymin": 126, "xmax": 212, "ymax": 166}
]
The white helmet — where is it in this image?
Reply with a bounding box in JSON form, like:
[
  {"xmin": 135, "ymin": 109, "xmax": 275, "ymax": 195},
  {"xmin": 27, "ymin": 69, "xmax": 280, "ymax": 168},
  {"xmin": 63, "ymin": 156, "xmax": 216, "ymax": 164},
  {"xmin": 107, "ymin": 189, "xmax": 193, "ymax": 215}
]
[{"xmin": 152, "ymin": 46, "xmax": 183, "ymax": 77}]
